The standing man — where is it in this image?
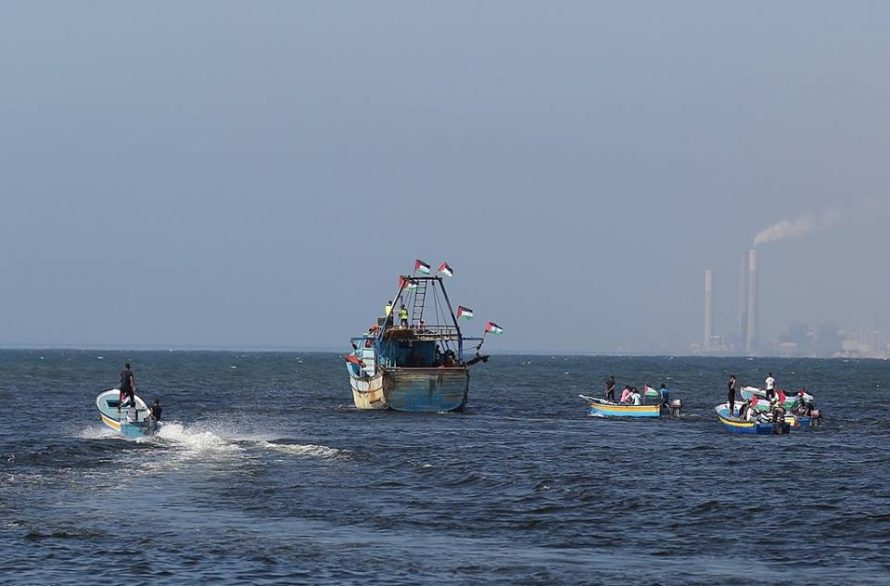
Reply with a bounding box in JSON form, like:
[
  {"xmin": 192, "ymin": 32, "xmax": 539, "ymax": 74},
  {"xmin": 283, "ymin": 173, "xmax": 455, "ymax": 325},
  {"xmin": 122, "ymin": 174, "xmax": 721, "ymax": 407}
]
[
  {"xmin": 399, "ymin": 304, "xmax": 409, "ymax": 328},
  {"xmin": 727, "ymin": 374, "xmax": 737, "ymax": 415},
  {"xmin": 384, "ymin": 300, "xmax": 394, "ymax": 327},
  {"xmin": 605, "ymin": 374, "xmax": 616, "ymax": 402},
  {"xmin": 119, "ymin": 362, "xmax": 136, "ymax": 413},
  {"xmin": 659, "ymin": 383, "xmax": 671, "ymax": 409},
  {"xmin": 765, "ymin": 372, "xmax": 776, "ymax": 399}
]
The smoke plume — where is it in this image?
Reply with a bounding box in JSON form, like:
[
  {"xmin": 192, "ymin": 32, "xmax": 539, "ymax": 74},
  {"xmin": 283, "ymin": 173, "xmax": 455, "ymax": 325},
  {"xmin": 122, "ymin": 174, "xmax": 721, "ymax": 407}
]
[{"xmin": 752, "ymin": 212, "xmax": 837, "ymax": 247}]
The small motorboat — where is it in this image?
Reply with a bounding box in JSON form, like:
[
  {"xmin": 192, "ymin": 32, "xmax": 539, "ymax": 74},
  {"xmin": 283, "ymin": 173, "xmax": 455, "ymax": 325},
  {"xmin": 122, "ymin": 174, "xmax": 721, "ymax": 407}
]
[
  {"xmin": 738, "ymin": 386, "xmax": 820, "ymax": 428},
  {"xmin": 96, "ymin": 389, "xmax": 160, "ymax": 438},
  {"xmin": 580, "ymin": 395, "xmax": 662, "ymax": 418},
  {"xmin": 715, "ymin": 403, "xmax": 790, "ymax": 435}
]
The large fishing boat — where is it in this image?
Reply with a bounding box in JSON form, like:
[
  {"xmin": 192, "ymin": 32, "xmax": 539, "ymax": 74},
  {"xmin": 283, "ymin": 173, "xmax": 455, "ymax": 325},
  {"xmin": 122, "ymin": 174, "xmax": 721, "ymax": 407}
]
[{"xmin": 345, "ymin": 261, "xmax": 501, "ymax": 413}]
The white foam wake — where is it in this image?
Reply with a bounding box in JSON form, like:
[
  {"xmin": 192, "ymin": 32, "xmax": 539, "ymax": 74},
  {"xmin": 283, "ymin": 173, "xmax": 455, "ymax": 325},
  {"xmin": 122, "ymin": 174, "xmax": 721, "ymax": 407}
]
[
  {"xmin": 155, "ymin": 422, "xmax": 242, "ymax": 454},
  {"xmin": 257, "ymin": 441, "xmax": 341, "ymax": 459}
]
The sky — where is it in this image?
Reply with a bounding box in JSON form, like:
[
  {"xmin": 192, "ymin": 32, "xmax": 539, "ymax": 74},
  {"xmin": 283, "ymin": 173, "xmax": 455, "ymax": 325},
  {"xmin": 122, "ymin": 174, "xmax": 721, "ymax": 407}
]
[{"xmin": 1, "ymin": 1, "xmax": 889, "ymax": 354}]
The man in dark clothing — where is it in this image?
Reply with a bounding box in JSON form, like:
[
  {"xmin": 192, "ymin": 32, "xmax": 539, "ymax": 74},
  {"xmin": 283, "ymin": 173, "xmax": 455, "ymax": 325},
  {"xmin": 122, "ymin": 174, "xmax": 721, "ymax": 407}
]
[
  {"xmin": 146, "ymin": 398, "xmax": 162, "ymax": 435},
  {"xmin": 150, "ymin": 399, "xmax": 162, "ymax": 421},
  {"xmin": 119, "ymin": 363, "xmax": 136, "ymax": 412},
  {"xmin": 605, "ymin": 375, "xmax": 616, "ymax": 402},
  {"xmin": 727, "ymin": 374, "xmax": 737, "ymax": 416}
]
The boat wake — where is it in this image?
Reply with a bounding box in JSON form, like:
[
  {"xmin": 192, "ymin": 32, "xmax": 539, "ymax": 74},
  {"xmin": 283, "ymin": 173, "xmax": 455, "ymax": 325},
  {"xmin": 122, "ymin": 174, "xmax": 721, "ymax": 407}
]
[
  {"xmin": 254, "ymin": 440, "xmax": 341, "ymax": 459},
  {"xmin": 155, "ymin": 422, "xmax": 242, "ymax": 454},
  {"xmin": 76, "ymin": 419, "xmax": 343, "ymax": 461}
]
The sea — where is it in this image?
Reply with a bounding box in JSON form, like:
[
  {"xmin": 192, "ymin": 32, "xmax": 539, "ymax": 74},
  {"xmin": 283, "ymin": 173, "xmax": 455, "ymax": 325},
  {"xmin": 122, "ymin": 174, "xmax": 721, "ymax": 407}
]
[{"xmin": 1, "ymin": 350, "xmax": 888, "ymax": 585}]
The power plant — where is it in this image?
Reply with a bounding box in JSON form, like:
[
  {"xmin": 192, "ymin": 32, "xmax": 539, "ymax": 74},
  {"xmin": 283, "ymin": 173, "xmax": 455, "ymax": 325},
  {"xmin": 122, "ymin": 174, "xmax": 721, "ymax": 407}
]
[
  {"xmin": 697, "ymin": 214, "xmax": 831, "ymax": 355},
  {"xmin": 703, "ymin": 269, "xmax": 713, "ymax": 351},
  {"xmin": 701, "ymin": 249, "xmax": 759, "ymax": 356},
  {"xmin": 737, "ymin": 253, "xmax": 747, "ymax": 350},
  {"xmin": 745, "ymin": 248, "xmax": 758, "ymax": 355}
]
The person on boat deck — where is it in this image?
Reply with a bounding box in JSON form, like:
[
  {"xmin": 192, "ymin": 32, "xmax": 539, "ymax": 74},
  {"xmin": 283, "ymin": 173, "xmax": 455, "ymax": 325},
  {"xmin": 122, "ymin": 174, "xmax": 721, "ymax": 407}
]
[
  {"xmin": 727, "ymin": 374, "xmax": 737, "ymax": 415},
  {"xmin": 619, "ymin": 385, "xmax": 633, "ymax": 404},
  {"xmin": 737, "ymin": 399, "xmax": 750, "ymax": 420},
  {"xmin": 769, "ymin": 392, "xmax": 784, "ymax": 419},
  {"xmin": 744, "ymin": 401, "xmax": 758, "ymax": 421},
  {"xmin": 399, "ymin": 304, "xmax": 409, "ymax": 328},
  {"xmin": 765, "ymin": 372, "xmax": 776, "ymax": 399},
  {"xmin": 629, "ymin": 387, "xmax": 642, "ymax": 406},
  {"xmin": 118, "ymin": 363, "xmax": 136, "ymax": 412},
  {"xmin": 797, "ymin": 388, "xmax": 813, "ymax": 416},
  {"xmin": 659, "ymin": 383, "xmax": 670, "ymax": 408},
  {"xmin": 150, "ymin": 399, "xmax": 162, "ymax": 422},
  {"xmin": 605, "ymin": 375, "xmax": 616, "ymax": 402},
  {"xmin": 384, "ymin": 300, "xmax": 394, "ymax": 327}
]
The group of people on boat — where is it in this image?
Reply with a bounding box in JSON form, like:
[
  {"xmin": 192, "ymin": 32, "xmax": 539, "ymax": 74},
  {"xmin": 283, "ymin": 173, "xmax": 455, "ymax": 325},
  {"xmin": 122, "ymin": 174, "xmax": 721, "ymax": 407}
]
[
  {"xmin": 604, "ymin": 375, "xmax": 672, "ymax": 409},
  {"xmin": 727, "ymin": 371, "xmax": 819, "ymax": 426},
  {"xmin": 381, "ymin": 300, "xmax": 411, "ymax": 329}
]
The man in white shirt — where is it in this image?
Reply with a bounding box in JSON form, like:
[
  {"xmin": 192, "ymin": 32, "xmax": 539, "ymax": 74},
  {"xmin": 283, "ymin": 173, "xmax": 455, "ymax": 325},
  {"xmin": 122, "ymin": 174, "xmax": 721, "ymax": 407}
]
[{"xmin": 765, "ymin": 372, "xmax": 776, "ymax": 399}]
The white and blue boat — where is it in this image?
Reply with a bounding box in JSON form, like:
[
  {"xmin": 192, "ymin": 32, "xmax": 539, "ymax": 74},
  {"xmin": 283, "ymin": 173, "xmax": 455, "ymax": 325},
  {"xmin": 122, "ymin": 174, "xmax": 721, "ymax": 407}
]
[
  {"xmin": 738, "ymin": 386, "xmax": 820, "ymax": 428},
  {"xmin": 96, "ymin": 390, "xmax": 160, "ymax": 438},
  {"xmin": 715, "ymin": 403, "xmax": 790, "ymax": 435},
  {"xmin": 346, "ymin": 265, "xmax": 494, "ymax": 413}
]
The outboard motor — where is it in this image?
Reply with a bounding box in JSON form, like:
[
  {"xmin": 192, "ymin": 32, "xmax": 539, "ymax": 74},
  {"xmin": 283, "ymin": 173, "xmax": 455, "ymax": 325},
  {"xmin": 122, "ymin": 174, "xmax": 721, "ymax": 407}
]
[{"xmin": 669, "ymin": 399, "xmax": 683, "ymax": 417}]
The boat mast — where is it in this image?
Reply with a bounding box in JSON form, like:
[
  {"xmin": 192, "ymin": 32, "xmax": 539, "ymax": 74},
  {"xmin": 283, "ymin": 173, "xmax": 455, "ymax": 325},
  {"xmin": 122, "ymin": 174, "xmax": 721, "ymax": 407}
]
[{"xmin": 436, "ymin": 276, "xmax": 464, "ymax": 359}]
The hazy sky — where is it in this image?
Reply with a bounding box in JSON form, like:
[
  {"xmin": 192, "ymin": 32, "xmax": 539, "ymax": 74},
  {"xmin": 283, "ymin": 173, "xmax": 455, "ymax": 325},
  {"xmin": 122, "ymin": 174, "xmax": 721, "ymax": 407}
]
[{"xmin": 2, "ymin": 1, "xmax": 889, "ymax": 353}]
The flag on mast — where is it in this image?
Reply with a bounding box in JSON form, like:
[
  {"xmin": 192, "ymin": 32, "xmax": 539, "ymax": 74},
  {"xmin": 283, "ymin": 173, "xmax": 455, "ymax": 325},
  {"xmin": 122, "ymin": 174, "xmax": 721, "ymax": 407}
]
[
  {"xmin": 415, "ymin": 259, "xmax": 431, "ymax": 274},
  {"xmin": 399, "ymin": 276, "xmax": 418, "ymax": 290},
  {"xmin": 438, "ymin": 262, "xmax": 453, "ymax": 277},
  {"xmin": 456, "ymin": 306, "xmax": 474, "ymax": 320},
  {"xmin": 484, "ymin": 321, "xmax": 504, "ymax": 334}
]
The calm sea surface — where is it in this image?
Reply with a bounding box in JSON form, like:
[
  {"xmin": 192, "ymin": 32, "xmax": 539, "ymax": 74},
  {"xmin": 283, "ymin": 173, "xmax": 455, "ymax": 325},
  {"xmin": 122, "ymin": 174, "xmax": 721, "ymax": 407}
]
[{"xmin": 1, "ymin": 350, "xmax": 889, "ymax": 585}]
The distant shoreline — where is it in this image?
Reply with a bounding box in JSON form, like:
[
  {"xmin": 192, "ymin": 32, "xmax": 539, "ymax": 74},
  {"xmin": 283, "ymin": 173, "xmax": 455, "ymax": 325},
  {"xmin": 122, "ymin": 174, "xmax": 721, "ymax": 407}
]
[{"xmin": 0, "ymin": 345, "xmax": 884, "ymax": 360}]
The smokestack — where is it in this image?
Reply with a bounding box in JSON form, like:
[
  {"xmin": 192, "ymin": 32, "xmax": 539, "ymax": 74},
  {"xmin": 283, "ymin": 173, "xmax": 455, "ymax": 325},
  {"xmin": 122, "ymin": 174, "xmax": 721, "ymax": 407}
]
[
  {"xmin": 746, "ymin": 248, "xmax": 758, "ymax": 355},
  {"xmin": 704, "ymin": 269, "xmax": 713, "ymax": 351},
  {"xmin": 738, "ymin": 252, "xmax": 748, "ymax": 351}
]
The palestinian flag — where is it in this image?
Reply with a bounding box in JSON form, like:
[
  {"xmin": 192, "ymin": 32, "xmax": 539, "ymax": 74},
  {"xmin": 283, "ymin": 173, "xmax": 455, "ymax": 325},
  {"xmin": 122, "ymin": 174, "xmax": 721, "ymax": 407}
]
[
  {"xmin": 457, "ymin": 306, "xmax": 474, "ymax": 320},
  {"xmin": 485, "ymin": 321, "xmax": 504, "ymax": 334},
  {"xmin": 415, "ymin": 259, "xmax": 431, "ymax": 274},
  {"xmin": 644, "ymin": 385, "xmax": 659, "ymax": 398},
  {"xmin": 438, "ymin": 262, "xmax": 453, "ymax": 277},
  {"xmin": 399, "ymin": 276, "xmax": 418, "ymax": 290}
]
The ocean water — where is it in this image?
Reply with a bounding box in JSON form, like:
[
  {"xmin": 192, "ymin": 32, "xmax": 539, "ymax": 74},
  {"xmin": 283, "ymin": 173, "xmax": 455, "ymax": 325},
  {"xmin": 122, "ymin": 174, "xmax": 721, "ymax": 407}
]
[{"xmin": 1, "ymin": 350, "xmax": 889, "ymax": 585}]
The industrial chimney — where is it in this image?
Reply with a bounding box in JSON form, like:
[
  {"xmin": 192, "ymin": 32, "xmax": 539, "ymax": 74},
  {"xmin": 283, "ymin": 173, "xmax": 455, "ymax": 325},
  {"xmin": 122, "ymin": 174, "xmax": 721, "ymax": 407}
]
[
  {"xmin": 704, "ymin": 269, "xmax": 713, "ymax": 352},
  {"xmin": 738, "ymin": 252, "xmax": 748, "ymax": 352},
  {"xmin": 745, "ymin": 248, "xmax": 758, "ymax": 355}
]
